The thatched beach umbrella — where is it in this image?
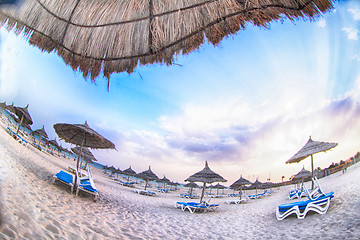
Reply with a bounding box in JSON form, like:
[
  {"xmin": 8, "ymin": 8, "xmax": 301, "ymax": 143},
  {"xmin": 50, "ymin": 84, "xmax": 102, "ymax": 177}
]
[
  {"xmin": 137, "ymin": 166, "xmax": 159, "ymax": 190},
  {"xmin": 32, "ymin": 125, "xmax": 48, "ymax": 139},
  {"xmin": 0, "ymin": 0, "xmax": 333, "ymax": 83},
  {"xmin": 71, "ymin": 146, "xmax": 97, "ymax": 169},
  {"xmin": 14, "ymin": 104, "xmax": 33, "ymax": 135},
  {"xmin": 183, "ymin": 182, "xmax": 199, "ymax": 196},
  {"xmin": 32, "ymin": 125, "xmax": 48, "ymax": 145},
  {"xmin": 230, "ymin": 176, "xmax": 252, "ymax": 200},
  {"xmin": 213, "ymin": 183, "xmax": 226, "ymax": 195},
  {"xmin": 158, "ymin": 175, "xmax": 171, "ymax": 190},
  {"xmin": 248, "ymin": 179, "xmax": 263, "ymax": 195},
  {"xmin": 286, "ymin": 136, "xmax": 338, "ymax": 188},
  {"xmin": 292, "ymin": 167, "xmax": 311, "ymax": 183},
  {"xmin": 54, "ymin": 121, "xmax": 115, "ymax": 187},
  {"xmin": 5, "ymin": 103, "xmax": 15, "ymax": 115},
  {"xmin": 0, "ymin": 102, "xmax": 6, "ymax": 117},
  {"xmin": 123, "ymin": 166, "xmax": 137, "ymax": 183},
  {"xmin": 185, "ymin": 161, "xmax": 226, "ymax": 203}
]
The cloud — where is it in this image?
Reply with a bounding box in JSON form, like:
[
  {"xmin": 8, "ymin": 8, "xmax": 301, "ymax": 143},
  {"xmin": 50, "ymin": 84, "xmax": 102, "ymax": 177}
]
[
  {"xmin": 342, "ymin": 27, "xmax": 359, "ymax": 40},
  {"xmin": 348, "ymin": 8, "xmax": 360, "ymax": 21},
  {"xmin": 317, "ymin": 19, "xmax": 326, "ymax": 28}
]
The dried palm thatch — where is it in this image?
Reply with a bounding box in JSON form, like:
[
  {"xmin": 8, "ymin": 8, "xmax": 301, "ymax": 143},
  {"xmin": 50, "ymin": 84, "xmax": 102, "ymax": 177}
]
[
  {"xmin": 123, "ymin": 166, "xmax": 137, "ymax": 176},
  {"xmin": 71, "ymin": 146, "xmax": 96, "ymax": 161},
  {"xmin": 14, "ymin": 104, "xmax": 33, "ymax": 125},
  {"xmin": 32, "ymin": 125, "xmax": 48, "ymax": 139},
  {"xmin": 185, "ymin": 161, "xmax": 226, "ymax": 202},
  {"xmin": 0, "ymin": 0, "xmax": 334, "ymax": 83},
  {"xmin": 286, "ymin": 136, "xmax": 337, "ymax": 188},
  {"xmin": 229, "ymin": 175, "xmax": 252, "ymax": 189},
  {"xmin": 292, "ymin": 167, "xmax": 311, "ymax": 181},
  {"xmin": 53, "ymin": 121, "xmax": 115, "ymax": 149},
  {"xmin": 137, "ymin": 166, "xmax": 159, "ymax": 190}
]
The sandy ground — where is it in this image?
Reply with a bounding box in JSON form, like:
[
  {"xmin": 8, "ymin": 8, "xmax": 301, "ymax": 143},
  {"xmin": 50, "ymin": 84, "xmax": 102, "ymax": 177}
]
[{"xmin": 0, "ymin": 123, "xmax": 360, "ymax": 240}]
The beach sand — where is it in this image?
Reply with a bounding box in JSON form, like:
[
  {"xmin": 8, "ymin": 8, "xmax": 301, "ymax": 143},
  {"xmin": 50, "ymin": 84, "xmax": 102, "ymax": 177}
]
[{"xmin": 0, "ymin": 124, "xmax": 360, "ymax": 240}]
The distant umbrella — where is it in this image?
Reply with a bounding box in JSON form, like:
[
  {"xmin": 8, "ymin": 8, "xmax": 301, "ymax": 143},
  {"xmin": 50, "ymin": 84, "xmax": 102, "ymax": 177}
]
[
  {"xmin": 71, "ymin": 146, "xmax": 97, "ymax": 169},
  {"xmin": 32, "ymin": 125, "xmax": 49, "ymax": 139},
  {"xmin": 14, "ymin": 104, "xmax": 33, "ymax": 135},
  {"xmin": 292, "ymin": 167, "xmax": 312, "ymax": 182},
  {"xmin": 158, "ymin": 175, "xmax": 171, "ymax": 190},
  {"xmin": 248, "ymin": 179, "xmax": 263, "ymax": 195},
  {"xmin": 183, "ymin": 182, "xmax": 199, "ymax": 196},
  {"xmin": 48, "ymin": 138, "xmax": 60, "ymax": 150},
  {"xmin": 0, "ymin": 102, "xmax": 6, "ymax": 116},
  {"xmin": 122, "ymin": 166, "xmax": 137, "ymax": 183},
  {"xmin": 230, "ymin": 175, "xmax": 252, "ymax": 199},
  {"xmin": 5, "ymin": 103, "xmax": 15, "ymax": 114},
  {"xmin": 0, "ymin": 0, "xmax": 333, "ymax": 82},
  {"xmin": 286, "ymin": 136, "xmax": 338, "ymax": 188},
  {"xmin": 185, "ymin": 161, "xmax": 226, "ymax": 203},
  {"xmin": 137, "ymin": 166, "xmax": 159, "ymax": 190},
  {"xmin": 213, "ymin": 183, "xmax": 226, "ymax": 195}
]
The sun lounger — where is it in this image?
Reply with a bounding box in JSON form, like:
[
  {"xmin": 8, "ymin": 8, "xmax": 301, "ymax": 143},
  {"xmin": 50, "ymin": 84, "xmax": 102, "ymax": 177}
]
[
  {"xmin": 226, "ymin": 198, "xmax": 247, "ymax": 204},
  {"xmin": 75, "ymin": 167, "xmax": 99, "ymax": 201},
  {"xmin": 276, "ymin": 177, "xmax": 334, "ymax": 220},
  {"xmin": 175, "ymin": 201, "xmax": 219, "ymax": 213},
  {"xmin": 52, "ymin": 170, "xmax": 74, "ymax": 193},
  {"xmin": 276, "ymin": 191, "xmax": 334, "ymax": 220},
  {"xmin": 157, "ymin": 188, "xmax": 169, "ymax": 193},
  {"xmin": 180, "ymin": 194, "xmax": 200, "ymax": 199},
  {"xmin": 134, "ymin": 189, "xmax": 156, "ymax": 196}
]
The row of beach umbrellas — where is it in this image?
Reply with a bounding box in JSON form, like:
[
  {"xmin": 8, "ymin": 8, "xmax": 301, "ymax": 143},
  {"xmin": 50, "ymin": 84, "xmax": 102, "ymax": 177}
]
[{"xmin": 0, "ymin": 102, "xmax": 338, "ymax": 199}]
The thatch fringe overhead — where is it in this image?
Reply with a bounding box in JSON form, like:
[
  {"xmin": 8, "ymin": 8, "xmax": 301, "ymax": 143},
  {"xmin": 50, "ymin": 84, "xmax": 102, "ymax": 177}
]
[{"xmin": 0, "ymin": 0, "xmax": 333, "ymax": 81}]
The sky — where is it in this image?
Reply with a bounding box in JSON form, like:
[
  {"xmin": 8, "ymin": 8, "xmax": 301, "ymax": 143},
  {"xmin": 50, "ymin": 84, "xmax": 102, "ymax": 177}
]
[{"xmin": 1, "ymin": 0, "xmax": 360, "ymax": 185}]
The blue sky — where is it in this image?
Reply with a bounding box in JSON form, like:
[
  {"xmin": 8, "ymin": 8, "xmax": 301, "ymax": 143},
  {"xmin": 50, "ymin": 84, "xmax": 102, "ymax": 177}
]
[{"xmin": 1, "ymin": 0, "xmax": 360, "ymax": 184}]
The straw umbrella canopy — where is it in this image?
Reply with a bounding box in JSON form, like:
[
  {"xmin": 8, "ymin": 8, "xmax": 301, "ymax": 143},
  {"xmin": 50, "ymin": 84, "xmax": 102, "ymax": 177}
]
[
  {"xmin": 183, "ymin": 182, "xmax": 199, "ymax": 196},
  {"xmin": 213, "ymin": 183, "xmax": 226, "ymax": 195},
  {"xmin": 0, "ymin": 102, "xmax": 6, "ymax": 117},
  {"xmin": 54, "ymin": 121, "xmax": 115, "ymax": 170},
  {"xmin": 123, "ymin": 166, "xmax": 137, "ymax": 183},
  {"xmin": 158, "ymin": 175, "xmax": 171, "ymax": 189},
  {"xmin": 32, "ymin": 125, "xmax": 49, "ymax": 139},
  {"xmin": 248, "ymin": 179, "xmax": 263, "ymax": 195},
  {"xmin": 185, "ymin": 161, "xmax": 226, "ymax": 203},
  {"xmin": 5, "ymin": 103, "xmax": 15, "ymax": 115},
  {"xmin": 292, "ymin": 167, "xmax": 311, "ymax": 183},
  {"xmin": 71, "ymin": 146, "xmax": 97, "ymax": 168},
  {"xmin": 286, "ymin": 136, "xmax": 338, "ymax": 188},
  {"xmin": 230, "ymin": 175, "xmax": 252, "ymax": 199},
  {"xmin": 14, "ymin": 104, "xmax": 33, "ymax": 134},
  {"xmin": 137, "ymin": 166, "xmax": 159, "ymax": 190},
  {"xmin": 0, "ymin": 0, "xmax": 333, "ymax": 83}
]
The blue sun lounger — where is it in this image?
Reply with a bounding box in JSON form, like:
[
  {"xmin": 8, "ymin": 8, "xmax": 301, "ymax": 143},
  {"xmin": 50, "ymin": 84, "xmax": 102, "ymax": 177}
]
[
  {"xmin": 276, "ymin": 192, "xmax": 334, "ymax": 220},
  {"xmin": 276, "ymin": 177, "xmax": 334, "ymax": 220},
  {"xmin": 52, "ymin": 170, "xmax": 74, "ymax": 193},
  {"xmin": 76, "ymin": 167, "xmax": 99, "ymax": 201},
  {"xmin": 175, "ymin": 201, "xmax": 219, "ymax": 213}
]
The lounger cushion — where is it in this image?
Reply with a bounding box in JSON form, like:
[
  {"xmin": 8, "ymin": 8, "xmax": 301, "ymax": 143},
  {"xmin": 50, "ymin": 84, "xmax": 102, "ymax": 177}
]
[
  {"xmin": 56, "ymin": 171, "xmax": 73, "ymax": 184},
  {"xmin": 278, "ymin": 192, "xmax": 334, "ymax": 213},
  {"xmin": 80, "ymin": 179, "xmax": 97, "ymax": 192}
]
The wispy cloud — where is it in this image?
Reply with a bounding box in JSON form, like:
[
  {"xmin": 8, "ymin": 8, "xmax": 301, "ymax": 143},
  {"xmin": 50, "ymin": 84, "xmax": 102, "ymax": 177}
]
[
  {"xmin": 342, "ymin": 27, "xmax": 359, "ymax": 40},
  {"xmin": 317, "ymin": 19, "xmax": 326, "ymax": 28},
  {"xmin": 348, "ymin": 8, "xmax": 360, "ymax": 21}
]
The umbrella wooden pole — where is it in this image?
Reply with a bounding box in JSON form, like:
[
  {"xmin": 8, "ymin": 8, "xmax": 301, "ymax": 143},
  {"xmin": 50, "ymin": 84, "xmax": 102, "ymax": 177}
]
[
  {"xmin": 144, "ymin": 180, "xmax": 148, "ymax": 190},
  {"xmin": 200, "ymin": 182, "xmax": 206, "ymax": 203},
  {"xmin": 240, "ymin": 185, "xmax": 243, "ymax": 200},
  {"xmin": 16, "ymin": 115, "xmax": 24, "ymax": 135},
  {"xmin": 311, "ymin": 154, "xmax": 314, "ymax": 189},
  {"xmin": 190, "ymin": 187, "xmax": 193, "ymax": 196},
  {"xmin": 76, "ymin": 136, "xmax": 85, "ymax": 172}
]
